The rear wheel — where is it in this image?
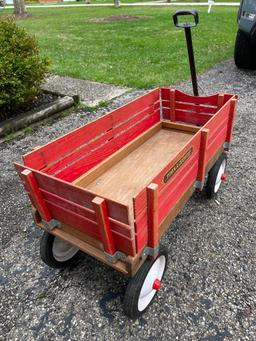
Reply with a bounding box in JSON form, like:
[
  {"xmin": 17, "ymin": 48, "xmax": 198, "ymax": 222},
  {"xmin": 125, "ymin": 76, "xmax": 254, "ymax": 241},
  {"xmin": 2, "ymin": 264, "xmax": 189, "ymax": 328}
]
[
  {"xmin": 123, "ymin": 247, "xmax": 168, "ymax": 319},
  {"xmin": 205, "ymin": 153, "xmax": 227, "ymax": 199},
  {"xmin": 40, "ymin": 231, "xmax": 80, "ymax": 268},
  {"xmin": 234, "ymin": 29, "xmax": 256, "ymax": 69}
]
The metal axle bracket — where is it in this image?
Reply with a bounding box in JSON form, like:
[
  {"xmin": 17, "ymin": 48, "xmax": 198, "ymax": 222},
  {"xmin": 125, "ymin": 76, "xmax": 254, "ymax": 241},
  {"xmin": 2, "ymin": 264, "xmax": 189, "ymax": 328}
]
[
  {"xmin": 194, "ymin": 180, "xmax": 204, "ymax": 191},
  {"xmin": 104, "ymin": 251, "xmax": 127, "ymax": 263},
  {"xmin": 41, "ymin": 219, "xmax": 61, "ymax": 231},
  {"xmin": 142, "ymin": 245, "xmax": 159, "ymax": 258},
  {"xmin": 223, "ymin": 141, "xmax": 231, "ymax": 150}
]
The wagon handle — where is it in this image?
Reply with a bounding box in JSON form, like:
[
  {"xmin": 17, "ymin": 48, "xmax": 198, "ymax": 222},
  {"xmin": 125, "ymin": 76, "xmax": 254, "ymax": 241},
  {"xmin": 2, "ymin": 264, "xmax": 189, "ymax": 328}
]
[
  {"xmin": 173, "ymin": 10, "xmax": 199, "ymax": 28},
  {"xmin": 172, "ymin": 10, "xmax": 199, "ymax": 96}
]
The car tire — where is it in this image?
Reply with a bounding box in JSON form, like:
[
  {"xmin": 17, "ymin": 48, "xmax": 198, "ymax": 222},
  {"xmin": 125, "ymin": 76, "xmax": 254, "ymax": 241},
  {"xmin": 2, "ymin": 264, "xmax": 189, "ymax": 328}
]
[{"xmin": 234, "ymin": 29, "xmax": 256, "ymax": 69}]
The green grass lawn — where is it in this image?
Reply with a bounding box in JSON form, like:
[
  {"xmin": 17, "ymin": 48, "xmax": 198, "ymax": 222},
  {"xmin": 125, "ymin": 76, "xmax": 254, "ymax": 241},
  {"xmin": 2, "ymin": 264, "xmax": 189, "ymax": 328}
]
[{"xmin": 1, "ymin": 6, "xmax": 237, "ymax": 88}]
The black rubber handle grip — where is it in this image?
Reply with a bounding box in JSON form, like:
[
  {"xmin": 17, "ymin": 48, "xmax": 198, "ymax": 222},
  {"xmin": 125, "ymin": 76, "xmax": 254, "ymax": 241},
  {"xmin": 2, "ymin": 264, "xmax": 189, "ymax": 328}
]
[{"xmin": 173, "ymin": 10, "xmax": 199, "ymax": 28}]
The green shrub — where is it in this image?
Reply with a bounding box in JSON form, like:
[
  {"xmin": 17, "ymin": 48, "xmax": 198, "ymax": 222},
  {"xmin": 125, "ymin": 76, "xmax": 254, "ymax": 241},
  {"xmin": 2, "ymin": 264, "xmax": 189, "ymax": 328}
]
[{"xmin": 0, "ymin": 18, "xmax": 49, "ymax": 118}]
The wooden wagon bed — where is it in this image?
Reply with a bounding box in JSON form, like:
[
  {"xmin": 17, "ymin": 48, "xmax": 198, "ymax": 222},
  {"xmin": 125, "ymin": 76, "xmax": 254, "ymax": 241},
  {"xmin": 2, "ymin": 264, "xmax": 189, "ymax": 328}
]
[
  {"xmin": 75, "ymin": 123, "xmax": 194, "ymax": 210},
  {"xmin": 15, "ymin": 88, "xmax": 237, "ymax": 277}
]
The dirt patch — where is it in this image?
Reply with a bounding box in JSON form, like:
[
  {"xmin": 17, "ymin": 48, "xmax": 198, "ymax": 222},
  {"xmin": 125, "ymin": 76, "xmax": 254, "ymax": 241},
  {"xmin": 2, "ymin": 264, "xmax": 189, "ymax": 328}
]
[{"xmin": 89, "ymin": 15, "xmax": 152, "ymax": 23}]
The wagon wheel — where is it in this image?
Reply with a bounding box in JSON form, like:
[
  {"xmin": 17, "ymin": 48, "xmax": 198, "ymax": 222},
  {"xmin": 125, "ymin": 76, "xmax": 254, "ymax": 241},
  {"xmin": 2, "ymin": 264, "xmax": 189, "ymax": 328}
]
[
  {"xmin": 40, "ymin": 231, "xmax": 80, "ymax": 268},
  {"xmin": 123, "ymin": 247, "xmax": 168, "ymax": 319},
  {"xmin": 206, "ymin": 153, "xmax": 227, "ymax": 198}
]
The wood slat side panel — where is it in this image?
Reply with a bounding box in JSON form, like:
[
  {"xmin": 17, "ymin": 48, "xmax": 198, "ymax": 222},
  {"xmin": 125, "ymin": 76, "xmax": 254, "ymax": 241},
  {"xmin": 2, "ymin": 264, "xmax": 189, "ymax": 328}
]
[
  {"xmin": 46, "ymin": 201, "xmax": 100, "ymax": 238},
  {"xmin": 55, "ymin": 111, "xmax": 160, "ymax": 182},
  {"xmin": 46, "ymin": 201, "xmax": 135, "ymax": 256},
  {"xmin": 133, "ymin": 153, "xmax": 199, "ymax": 252},
  {"xmin": 135, "ymin": 227, "xmax": 148, "ymax": 253},
  {"xmin": 205, "ymin": 121, "xmax": 228, "ymax": 164},
  {"xmin": 133, "ymin": 132, "xmax": 201, "ymax": 252},
  {"xmin": 111, "ymin": 88, "xmax": 160, "ymax": 125},
  {"xmin": 41, "ymin": 188, "xmax": 97, "ymax": 222},
  {"xmin": 15, "ymin": 163, "xmax": 130, "ymax": 225},
  {"xmin": 23, "ymin": 89, "xmax": 160, "ymax": 171},
  {"xmin": 41, "ymin": 189, "xmax": 133, "ymax": 238},
  {"xmin": 158, "ymin": 156, "xmax": 199, "ymax": 223},
  {"xmin": 162, "ymin": 108, "xmax": 212, "ymax": 125},
  {"xmin": 23, "ymin": 114, "xmax": 113, "ymax": 170},
  {"xmin": 203, "ymin": 101, "xmax": 231, "ymax": 163},
  {"xmin": 43, "ymin": 102, "xmax": 160, "ymax": 176},
  {"xmin": 162, "ymin": 100, "xmax": 217, "ymax": 114},
  {"xmin": 161, "ymin": 88, "xmax": 220, "ymax": 106}
]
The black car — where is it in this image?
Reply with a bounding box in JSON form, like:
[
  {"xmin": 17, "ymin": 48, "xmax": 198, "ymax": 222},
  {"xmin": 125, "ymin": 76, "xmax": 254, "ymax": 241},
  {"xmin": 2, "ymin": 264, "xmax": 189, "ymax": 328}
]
[{"xmin": 234, "ymin": 0, "xmax": 256, "ymax": 69}]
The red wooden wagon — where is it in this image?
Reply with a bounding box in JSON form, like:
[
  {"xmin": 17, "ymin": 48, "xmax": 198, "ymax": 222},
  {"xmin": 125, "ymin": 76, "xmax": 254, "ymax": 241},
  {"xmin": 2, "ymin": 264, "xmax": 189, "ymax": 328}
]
[{"xmin": 15, "ymin": 88, "xmax": 237, "ymax": 318}]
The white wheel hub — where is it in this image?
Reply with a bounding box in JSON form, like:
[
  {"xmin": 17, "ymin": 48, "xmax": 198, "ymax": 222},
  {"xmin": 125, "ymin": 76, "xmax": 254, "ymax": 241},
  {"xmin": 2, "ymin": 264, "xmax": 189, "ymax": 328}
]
[
  {"xmin": 52, "ymin": 237, "xmax": 79, "ymax": 262},
  {"xmin": 138, "ymin": 255, "xmax": 166, "ymax": 312},
  {"xmin": 214, "ymin": 158, "xmax": 227, "ymax": 193}
]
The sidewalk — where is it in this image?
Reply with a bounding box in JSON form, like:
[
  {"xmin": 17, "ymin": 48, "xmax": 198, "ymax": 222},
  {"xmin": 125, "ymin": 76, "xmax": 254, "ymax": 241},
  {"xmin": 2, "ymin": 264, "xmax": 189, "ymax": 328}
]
[
  {"xmin": 42, "ymin": 75, "xmax": 130, "ymax": 106},
  {"xmin": 6, "ymin": 2, "xmax": 240, "ymax": 8}
]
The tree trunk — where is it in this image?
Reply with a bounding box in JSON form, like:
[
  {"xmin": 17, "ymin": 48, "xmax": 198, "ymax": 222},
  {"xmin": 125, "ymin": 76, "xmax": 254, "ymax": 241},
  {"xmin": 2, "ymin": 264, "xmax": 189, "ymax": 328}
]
[
  {"xmin": 114, "ymin": 0, "xmax": 120, "ymax": 8},
  {"xmin": 13, "ymin": 0, "xmax": 27, "ymax": 17}
]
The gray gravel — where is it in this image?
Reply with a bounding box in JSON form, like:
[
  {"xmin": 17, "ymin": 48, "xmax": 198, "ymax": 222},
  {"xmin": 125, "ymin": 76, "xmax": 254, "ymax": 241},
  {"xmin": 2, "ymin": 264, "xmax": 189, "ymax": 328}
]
[{"xmin": 1, "ymin": 59, "xmax": 256, "ymax": 341}]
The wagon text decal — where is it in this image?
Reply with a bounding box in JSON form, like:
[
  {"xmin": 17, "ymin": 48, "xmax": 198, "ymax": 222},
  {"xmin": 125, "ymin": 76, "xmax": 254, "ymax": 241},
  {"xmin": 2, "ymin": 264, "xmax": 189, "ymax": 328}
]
[{"xmin": 163, "ymin": 147, "xmax": 193, "ymax": 184}]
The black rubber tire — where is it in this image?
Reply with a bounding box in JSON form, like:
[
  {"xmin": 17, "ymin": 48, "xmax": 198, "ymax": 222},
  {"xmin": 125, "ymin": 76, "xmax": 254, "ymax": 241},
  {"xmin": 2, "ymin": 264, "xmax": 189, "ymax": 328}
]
[
  {"xmin": 40, "ymin": 231, "xmax": 80, "ymax": 269},
  {"xmin": 123, "ymin": 247, "xmax": 168, "ymax": 319},
  {"xmin": 205, "ymin": 153, "xmax": 227, "ymax": 199},
  {"xmin": 234, "ymin": 29, "xmax": 256, "ymax": 69}
]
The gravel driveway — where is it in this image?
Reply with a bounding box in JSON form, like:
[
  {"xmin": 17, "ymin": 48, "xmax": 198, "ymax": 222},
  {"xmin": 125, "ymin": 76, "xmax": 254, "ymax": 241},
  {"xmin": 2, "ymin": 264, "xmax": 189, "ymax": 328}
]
[{"xmin": 1, "ymin": 60, "xmax": 256, "ymax": 341}]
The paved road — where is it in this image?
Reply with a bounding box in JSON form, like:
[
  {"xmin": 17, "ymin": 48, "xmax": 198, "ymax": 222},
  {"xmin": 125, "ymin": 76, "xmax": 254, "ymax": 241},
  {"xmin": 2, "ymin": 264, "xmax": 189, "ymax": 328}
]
[{"xmin": 1, "ymin": 60, "xmax": 256, "ymax": 340}]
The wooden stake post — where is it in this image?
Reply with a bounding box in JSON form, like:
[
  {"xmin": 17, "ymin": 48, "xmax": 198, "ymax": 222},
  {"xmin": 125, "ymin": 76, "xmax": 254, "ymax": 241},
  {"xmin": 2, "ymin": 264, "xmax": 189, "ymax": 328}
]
[
  {"xmin": 21, "ymin": 169, "xmax": 51, "ymax": 222},
  {"xmin": 225, "ymin": 98, "xmax": 237, "ymax": 150},
  {"xmin": 146, "ymin": 183, "xmax": 159, "ymax": 256},
  {"xmin": 197, "ymin": 129, "xmax": 209, "ymax": 190},
  {"xmin": 92, "ymin": 197, "xmax": 116, "ymax": 255}
]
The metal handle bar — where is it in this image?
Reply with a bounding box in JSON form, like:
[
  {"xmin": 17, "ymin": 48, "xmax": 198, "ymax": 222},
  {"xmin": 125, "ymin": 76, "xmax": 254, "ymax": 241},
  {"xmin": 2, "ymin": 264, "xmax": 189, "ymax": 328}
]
[{"xmin": 173, "ymin": 10, "xmax": 199, "ymax": 28}]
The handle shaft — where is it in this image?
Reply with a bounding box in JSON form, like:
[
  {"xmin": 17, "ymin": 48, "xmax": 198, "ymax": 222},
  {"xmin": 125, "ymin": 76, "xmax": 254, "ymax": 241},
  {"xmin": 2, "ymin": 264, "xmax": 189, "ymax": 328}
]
[{"xmin": 184, "ymin": 27, "xmax": 198, "ymax": 96}]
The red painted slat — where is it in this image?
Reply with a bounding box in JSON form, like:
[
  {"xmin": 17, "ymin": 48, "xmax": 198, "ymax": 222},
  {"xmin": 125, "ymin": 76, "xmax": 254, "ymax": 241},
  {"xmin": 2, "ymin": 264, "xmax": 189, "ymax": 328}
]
[
  {"xmin": 135, "ymin": 227, "xmax": 148, "ymax": 253},
  {"xmin": 133, "ymin": 190, "xmax": 147, "ymax": 219},
  {"xmin": 41, "ymin": 188, "xmax": 97, "ymax": 221},
  {"xmin": 46, "ymin": 201, "xmax": 135, "ymax": 256},
  {"xmin": 46, "ymin": 201, "xmax": 100, "ymax": 238},
  {"xmin": 55, "ymin": 111, "xmax": 160, "ymax": 182},
  {"xmin": 162, "ymin": 100, "xmax": 217, "ymax": 114},
  {"xmin": 158, "ymin": 160, "xmax": 198, "ymax": 223},
  {"xmin": 14, "ymin": 163, "xmax": 130, "ymax": 225},
  {"xmin": 205, "ymin": 122, "xmax": 228, "ymax": 164},
  {"xmin": 162, "ymin": 108, "xmax": 212, "ymax": 124},
  {"xmin": 111, "ymin": 88, "xmax": 160, "ymax": 125},
  {"xmin": 23, "ymin": 114, "xmax": 113, "ymax": 170},
  {"xmin": 134, "ymin": 207, "xmax": 147, "ymax": 233},
  {"xmin": 22, "ymin": 89, "xmax": 160, "ymax": 171},
  {"xmin": 161, "ymin": 88, "xmax": 219, "ymax": 106},
  {"xmin": 43, "ymin": 102, "xmax": 160, "ymax": 176}
]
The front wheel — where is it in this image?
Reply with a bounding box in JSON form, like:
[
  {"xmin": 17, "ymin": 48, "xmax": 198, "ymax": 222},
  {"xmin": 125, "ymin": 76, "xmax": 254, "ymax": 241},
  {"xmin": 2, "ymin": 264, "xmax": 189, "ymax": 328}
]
[
  {"xmin": 123, "ymin": 247, "xmax": 168, "ymax": 319},
  {"xmin": 40, "ymin": 231, "xmax": 80, "ymax": 268},
  {"xmin": 205, "ymin": 153, "xmax": 227, "ymax": 198}
]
